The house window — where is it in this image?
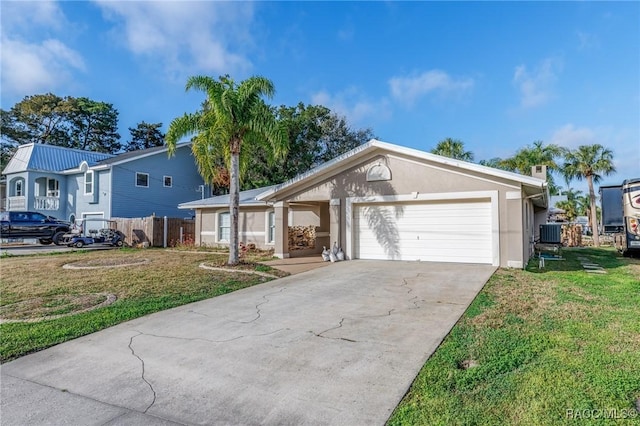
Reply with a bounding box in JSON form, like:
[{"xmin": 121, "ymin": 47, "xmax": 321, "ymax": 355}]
[
  {"xmin": 84, "ymin": 171, "xmax": 94, "ymax": 195},
  {"xmin": 47, "ymin": 178, "xmax": 60, "ymax": 197},
  {"xmin": 14, "ymin": 180, "xmax": 23, "ymax": 197},
  {"xmin": 136, "ymin": 172, "xmax": 149, "ymax": 187},
  {"xmin": 268, "ymin": 211, "xmax": 276, "ymax": 243},
  {"xmin": 163, "ymin": 176, "xmax": 173, "ymax": 188},
  {"xmin": 218, "ymin": 212, "xmax": 230, "ymax": 242}
]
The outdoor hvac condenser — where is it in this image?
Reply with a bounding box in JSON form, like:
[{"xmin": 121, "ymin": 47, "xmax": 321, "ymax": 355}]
[{"xmin": 539, "ymin": 224, "xmax": 562, "ymax": 244}]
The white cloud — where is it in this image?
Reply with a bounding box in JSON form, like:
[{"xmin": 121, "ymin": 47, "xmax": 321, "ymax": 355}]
[
  {"xmin": 513, "ymin": 58, "xmax": 562, "ymax": 109},
  {"xmin": 388, "ymin": 70, "xmax": 474, "ymax": 106},
  {"xmin": 548, "ymin": 123, "xmax": 639, "ymax": 186},
  {"xmin": 1, "ymin": 0, "xmax": 67, "ymax": 33},
  {"xmin": 576, "ymin": 31, "xmax": 600, "ymax": 51},
  {"xmin": 311, "ymin": 88, "xmax": 391, "ymax": 125},
  {"xmin": 1, "ymin": 37, "xmax": 86, "ymax": 96},
  {"xmin": 0, "ymin": 1, "xmax": 85, "ymax": 97},
  {"xmin": 94, "ymin": 1, "xmax": 254, "ymax": 79},
  {"xmin": 548, "ymin": 124, "xmax": 598, "ymax": 149}
]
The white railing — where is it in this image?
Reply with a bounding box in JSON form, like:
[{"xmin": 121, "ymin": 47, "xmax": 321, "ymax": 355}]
[
  {"xmin": 8, "ymin": 196, "xmax": 26, "ymax": 210},
  {"xmin": 34, "ymin": 196, "xmax": 59, "ymax": 210}
]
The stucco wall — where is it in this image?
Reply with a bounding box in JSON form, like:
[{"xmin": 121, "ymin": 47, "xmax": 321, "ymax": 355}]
[
  {"xmin": 195, "ymin": 204, "xmax": 323, "ymax": 251},
  {"xmin": 267, "ymin": 153, "xmax": 528, "ymax": 268}
]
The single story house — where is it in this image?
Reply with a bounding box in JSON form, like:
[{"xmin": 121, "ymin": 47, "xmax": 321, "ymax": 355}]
[{"xmin": 179, "ymin": 139, "xmax": 549, "ymax": 268}]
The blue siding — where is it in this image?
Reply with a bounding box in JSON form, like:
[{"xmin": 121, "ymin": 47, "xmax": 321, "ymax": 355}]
[
  {"xmin": 71, "ymin": 169, "xmax": 111, "ymax": 219},
  {"xmin": 110, "ymin": 146, "xmax": 204, "ymax": 218}
]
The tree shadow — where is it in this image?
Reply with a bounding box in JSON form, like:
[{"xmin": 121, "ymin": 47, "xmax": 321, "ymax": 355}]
[{"xmin": 327, "ymin": 155, "xmax": 403, "ymax": 259}]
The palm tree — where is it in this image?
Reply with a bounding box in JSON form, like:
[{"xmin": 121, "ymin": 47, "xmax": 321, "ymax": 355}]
[
  {"xmin": 500, "ymin": 140, "xmax": 563, "ymax": 193},
  {"xmin": 562, "ymin": 144, "xmax": 616, "ymax": 247},
  {"xmin": 166, "ymin": 75, "xmax": 287, "ymax": 264},
  {"xmin": 430, "ymin": 138, "xmax": 474, "ymax": 161}
]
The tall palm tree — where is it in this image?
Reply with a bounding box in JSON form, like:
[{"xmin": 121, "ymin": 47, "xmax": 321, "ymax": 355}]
[
  {"xmin": 430, "ymin": 138, "xmax": 474, "ymax": 161},
  {"xmin": 166, "ymin": 75, "xmax": 287, "ymax": 265},
  {"xmin": 562, "ymin": 144, "xmax": 616, "ymax": 247},
  {"xmin": 500, "ymin": 140, "xmax": 563, "ymax": 193}
]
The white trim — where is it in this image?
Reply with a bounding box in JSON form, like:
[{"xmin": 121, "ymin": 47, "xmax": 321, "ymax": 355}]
[
  {"xmin": 81, "ymin": 212, "xmax": 105, "ymax": 219},
  {"xmin": 135, "ymin": 172, "xmax": 149, "ymax": 188},
  {"xmin": 84, "ymin": 170, "xmax": 94, "ymax": 195},
  {"xmin": 217, "ymin": 211, "xmax": 230, "ymax": 242},
  {"xmin": 163, "ymin": 175, "xmax": 173, "ymax": 188},
  {"xmin": 274, "ymin": 201, "xmax": 289, "ymax": 208},
  {"xmin": 386, "ymin": 153, "xmax": 521, "ymax": 190},
  {"xmin": 257, "ymin": 139, "xmax": 546, "ymax": 201},
  {"xmin": 265, "ymin": 210, "xmax": 276, "ymax": 244},
  {"xmin": 506, "ymin": 191, "xmax": 522, "ymax": 200},
  {"xmin": 330, "ymin": 198, "xmax": 341, "ymax": 206},
  {"xmin": 106, "ymin": 142, "xmax": 191, "ymax": 166},
  {"xmin": 345, "ymin": 190, "xmax": 500, "ymax": 266}
]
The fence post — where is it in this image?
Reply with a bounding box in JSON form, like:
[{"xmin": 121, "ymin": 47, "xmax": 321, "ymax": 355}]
[
  {"xmin": 179, "ymin": 226, "xmax": 184, "ymax": 244},
  {"xmin": 163, "ymin": 216, "xmax": 168, "ymax": 248}
]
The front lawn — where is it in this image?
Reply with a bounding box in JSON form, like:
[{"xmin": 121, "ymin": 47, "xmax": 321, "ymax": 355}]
[
  {"xmin": 0, "ymin": 248, "xmax": 281, "ymax": 362},
  {"xmin": 389, "ymin": 248, "xmax": 640, "ymax": 425}
]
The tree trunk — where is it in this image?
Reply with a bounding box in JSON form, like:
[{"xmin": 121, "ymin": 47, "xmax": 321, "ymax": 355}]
[
  {"xmin": 228, "ymin": 151, "xmax": 240, "ymax": 265},
  {"xmin": 587, "ymin": 174, "xmax": 600, "ymax": 247}
]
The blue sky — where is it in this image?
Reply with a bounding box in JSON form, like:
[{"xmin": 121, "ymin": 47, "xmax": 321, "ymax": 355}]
[{"xmin": 2, "ymin": 1, "xmax": 638, "ymax": 193}]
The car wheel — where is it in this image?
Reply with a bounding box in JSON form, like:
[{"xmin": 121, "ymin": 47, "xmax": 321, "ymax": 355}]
[
  {"xmin": 52, "ymin": 231, "xmax": 66, "ymax": 245},
  {"xmin": 74, "ymin": 241, "xmax": 84, "ymax": 248},
  {"xmin": 39, "ymin": 239, "xmax": 53, "ymax": 245},
  {"xmin": 115, "ymin": 240, "xmax": 124, "ymax": 247}
]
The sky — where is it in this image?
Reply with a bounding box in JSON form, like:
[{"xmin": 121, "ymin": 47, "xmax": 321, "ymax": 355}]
[{"xmin": 1, "ymin": 1, "xmax": 639, "ymax": 194}]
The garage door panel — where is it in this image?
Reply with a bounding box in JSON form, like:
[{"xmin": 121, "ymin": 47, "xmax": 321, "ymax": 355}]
[{"xmin": 354, "ymin": 200, "xmax": 494, "ymax": 264}]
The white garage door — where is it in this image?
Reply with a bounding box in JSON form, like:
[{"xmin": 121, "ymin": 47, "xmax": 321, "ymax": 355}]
[{"xmin": 354, "ymin": 200, "xmax": 494, "ymax": 264}]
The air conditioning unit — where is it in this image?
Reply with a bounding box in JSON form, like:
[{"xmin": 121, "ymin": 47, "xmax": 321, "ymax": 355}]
[{"xmin": 539, "ymin": 224, "xmax": 561, "ymax": 244}]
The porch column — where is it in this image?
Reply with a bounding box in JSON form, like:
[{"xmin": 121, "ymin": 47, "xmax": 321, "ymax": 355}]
[
  {"xmin": 329, "ymin": 198, "xmax": 341, "ymax": 252},
  {"xmin": 274, "ymin": 201, "xmax": 289, "ymax": 258}
]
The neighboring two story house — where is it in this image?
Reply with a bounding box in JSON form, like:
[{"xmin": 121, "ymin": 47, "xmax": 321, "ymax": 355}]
[{"xmin": 2, "ymin": 142, "xmax": 207, "ymax": 222}]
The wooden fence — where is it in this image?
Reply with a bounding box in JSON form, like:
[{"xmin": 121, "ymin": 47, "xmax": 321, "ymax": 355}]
[{"xmin": 112, "ymin": 216, "xmax": 195, "ymax": 248}]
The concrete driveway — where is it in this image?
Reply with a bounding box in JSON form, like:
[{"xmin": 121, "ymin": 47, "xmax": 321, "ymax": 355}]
[{"xmin": 1, "ymin": 260, "xmax": 495, "ymax": 425}]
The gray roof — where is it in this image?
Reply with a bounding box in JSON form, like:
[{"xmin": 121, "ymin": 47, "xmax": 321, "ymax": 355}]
[
  {"xmin": 97, "ymin": 143, "xmax": 188, "ymax": 165},
  {"xmin": 2, "ymin": 143, "xmax": 115, "ymax": 174},
  {"xmin": 179, "ymin": 185, "xmax": 278, "ymax": 209}
]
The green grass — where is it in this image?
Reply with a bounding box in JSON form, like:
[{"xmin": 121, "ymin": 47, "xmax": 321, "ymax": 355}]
[
  {"xmin": 388, "ymin": 248, "xmax": 640, "ymax": 425},
  {"xmin": 0, "ymin": 249, "xmax": 281, "ymax": 362}
]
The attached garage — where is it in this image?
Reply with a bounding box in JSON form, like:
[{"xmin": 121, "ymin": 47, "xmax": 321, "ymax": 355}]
[
  {"xmin": 183, "ymin": 139, "xmax": 549, "ymax": 268},
  {"xmin": 353, "ymin": 198, "xmax": 494, "ymax": 264}
]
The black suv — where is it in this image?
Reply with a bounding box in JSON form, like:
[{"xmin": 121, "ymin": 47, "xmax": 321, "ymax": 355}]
[{"xmin": 0, "ymin": 211, "xmax": 71, "ymax": 245}]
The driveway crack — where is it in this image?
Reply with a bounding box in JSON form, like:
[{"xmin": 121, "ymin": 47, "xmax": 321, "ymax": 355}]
[
  {"xmin": 234, "ymin": 288, "xmax": 285, "ymax": 324},
  {"xmin": 128, "ymin": 332, "xmax": 156, "ymax": 413},
  {"xmin": 312, "ymin": 318, "xmax": 356, "ymax": 343}
]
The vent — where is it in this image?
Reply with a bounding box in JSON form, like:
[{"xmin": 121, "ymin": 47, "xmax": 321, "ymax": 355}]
[
  {"xmin": 539, "ymin": 224, "xmax": 561, "ymax": 244},
  {"xmin": 531, "ymin": 165, "xmax": 547, "ymax": 180}
]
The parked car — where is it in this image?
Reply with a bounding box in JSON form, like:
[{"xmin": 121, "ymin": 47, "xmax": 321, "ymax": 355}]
[{"xmin": 0, "ymin": 211, "xmax": 71, "ymax": 245}]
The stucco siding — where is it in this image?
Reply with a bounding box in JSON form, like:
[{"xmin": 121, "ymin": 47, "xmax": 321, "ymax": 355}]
[
  {"xmin": 272, "ymin": 154, "xmax": 524, "ymax": 267},
  {"xmin": 196, "ymin": 205, "xmax": 322, "ymax": 250}
]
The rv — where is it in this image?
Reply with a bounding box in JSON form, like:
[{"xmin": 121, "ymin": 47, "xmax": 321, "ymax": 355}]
[{"xmin": 601, "ymin": 178, "xmax": 640, "ymax": 256}]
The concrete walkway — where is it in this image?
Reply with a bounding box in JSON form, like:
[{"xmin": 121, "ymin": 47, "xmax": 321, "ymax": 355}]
[
  {"xmin": 1, "ymin": 261, "xmax": 495, "ymax": 426},
  {"xmin": 261, "ymin": 255, "xmax": 330, "ymax": 275}
]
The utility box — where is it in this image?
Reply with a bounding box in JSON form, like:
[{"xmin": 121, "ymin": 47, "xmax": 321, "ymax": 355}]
[{"xmin": 539, "ymin": 224, "xmax": 562, "ymax": 244}]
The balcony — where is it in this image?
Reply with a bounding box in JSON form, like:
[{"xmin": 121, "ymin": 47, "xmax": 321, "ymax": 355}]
[
  {"xmin": 34, "ymin": 196, "xmax": 60, "ymax": 211},
  {"xmin": 8, "ymin": 196, "xmax": 26, "ymax": 210}
]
